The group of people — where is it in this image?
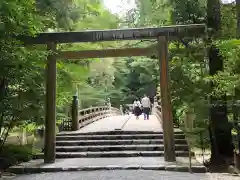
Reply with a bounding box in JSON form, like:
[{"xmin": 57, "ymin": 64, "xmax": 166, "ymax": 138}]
[{"xmin": 133, "ymin": 94, "xmax": 152, "ymax": 120}]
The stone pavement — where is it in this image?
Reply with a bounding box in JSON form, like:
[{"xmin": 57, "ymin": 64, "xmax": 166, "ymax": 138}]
[
  {"xmin": 2, "ymin": 171, "xmax": 240, "ymax": 180},
  {"xmin": 8, "ymin": 156, "xmax": 206, "ymax": 174}
]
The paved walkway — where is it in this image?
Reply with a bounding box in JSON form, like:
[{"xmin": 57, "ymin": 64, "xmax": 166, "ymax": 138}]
[
  {"xmin": 122, "ymin": 115, "xmax": 162, "ymax": 132},
  {"xmin": 9, "ymin": 157, "xmax": 202, "ymax": 170},
  {"xmin": 77, "ymin": 115, "xmax": 130, "ymax": 133}
]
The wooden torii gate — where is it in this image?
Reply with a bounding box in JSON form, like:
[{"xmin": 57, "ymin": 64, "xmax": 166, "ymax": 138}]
[{"xmin": 19, "ymin": 24, "xmax": 206, "ymax": 163}]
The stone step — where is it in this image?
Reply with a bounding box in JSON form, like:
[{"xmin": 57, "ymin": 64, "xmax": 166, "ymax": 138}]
[
  {"xmin": 56, "ymin": 134, "xmax": 185, "ymax": 141},
  {"xmin": 55, "ymin": 144, "xmax": 189, "ymax": 152},
  {"xmin": 57, "ymin": 130, "xmax": 184, "ymax": 136},
  {"xmin": 56, "ymin": 151, "xmax": 193, "ymax": 158},
  {"xmin": 56, "ymin": 139, "xmax": 188, "ymax": 146}
]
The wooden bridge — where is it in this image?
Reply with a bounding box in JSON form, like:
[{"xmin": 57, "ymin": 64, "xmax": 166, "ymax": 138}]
[{"xmin": 50, "ymin": 102, "xmax": 190, "ymax": 159}]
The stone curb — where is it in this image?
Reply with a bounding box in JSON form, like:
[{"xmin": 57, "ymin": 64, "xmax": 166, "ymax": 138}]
[
  {"xmin": 57, "ymin": 131, "xmax": 184, "ymax": 136},
  {"xmin": 33, "ymin": 152, "xmax": 193, "ymax": 159},
  {"xmin": 7, "ymin": 165, "xmax": 207, "ymax": 174}
]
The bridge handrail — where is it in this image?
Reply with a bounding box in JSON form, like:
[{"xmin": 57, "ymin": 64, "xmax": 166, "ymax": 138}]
[
  {"xmin": 79, "ymin": 107, "xmax": 109, "ymax": 123},
  {"xmin": 62, "ymin": 105, "xmax": 121, "ymax": 131},
  {"xmin": 78, "ymin": 106, "xmax": 121, "ymax": 128},
  {"xmin": 152, "ymin": 104, "xmax": 162, "ymax": 124},
  {"xmin": 79, "ymin": 106, "xmax": 108, "ymax": 115}
]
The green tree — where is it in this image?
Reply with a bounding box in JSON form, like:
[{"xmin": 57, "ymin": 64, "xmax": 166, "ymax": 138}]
[
  {"xmin": 120, "ymin": 0, "xmax": 239, "ymax": 165},
  {"xmin": 0, "ymin": 0, "xmax": 121, "ymax": 147},
  {"xmin": 0, "ymin": 0, "xmax": 47, "ymax": 146}
]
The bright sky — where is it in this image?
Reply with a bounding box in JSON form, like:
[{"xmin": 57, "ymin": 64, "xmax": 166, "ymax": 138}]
[
  {"xmin": 103, "ymin": 0, "xmax": 235, "ymax": 14},
  {"xmin": 103, "ymin": 0, "xmax": 136, "ymax": 15},
  {"xmin": 222, "ymin": 0, "xmax": 235, "ymax": 3}
]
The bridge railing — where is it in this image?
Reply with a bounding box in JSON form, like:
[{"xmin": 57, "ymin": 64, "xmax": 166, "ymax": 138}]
[
  {"xmin": 152, "ymin": 104, "xmax": 162, "ymax": 123},
  {"xmin": 78, "ymin": 106, "xmax": 121, "ymax": 129},
  {"xmin": 62, "ymin": 96, "xmax": 121, "ymax": 131}
]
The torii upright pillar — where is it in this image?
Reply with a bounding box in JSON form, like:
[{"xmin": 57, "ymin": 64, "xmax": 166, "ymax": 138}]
[
  {"xmin": 44, "ymin": 42, "xmax": 57, "ymax": 163},
  {"xmin": 157, "ymin": 36, "xmax": 176, "ymax": 162}
]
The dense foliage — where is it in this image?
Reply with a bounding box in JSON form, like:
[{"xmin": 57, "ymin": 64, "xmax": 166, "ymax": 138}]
[
  {"xmin": 118, "ymin": 0, "xmax": 240, "ymax": 165},
  {"xmin": 0, "ymin": 0, "xmax": 120, "ymax": 147}
]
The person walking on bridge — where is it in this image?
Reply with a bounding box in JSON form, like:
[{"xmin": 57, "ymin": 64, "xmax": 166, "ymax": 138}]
[
  {"xmin": 133, "ymin": 98, "xmax": 142, "ymax": 119},
  {"xmin": 141, "ymin": 94, "xmax": 151, "ymax": 120}
]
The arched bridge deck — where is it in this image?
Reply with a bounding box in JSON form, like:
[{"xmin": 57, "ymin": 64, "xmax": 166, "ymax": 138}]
[
  {"xmin": 73, "ymin": 114, "xmax": 163, "ymax": 134},
  {"xmin": 59, "ymin": 113, "xmax": 181, "ymax": 135}
]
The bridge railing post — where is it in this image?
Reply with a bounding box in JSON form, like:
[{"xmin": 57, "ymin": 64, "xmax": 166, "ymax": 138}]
[
  {"xmin": 120, "ymin": 105, "xmax": 123, "ymax": 115},
  {"xmin": 92, "ymin": 107, "xmax": 95, "ymax": 118},
  {"xmin": 71, "ymin": 95, "xmax": 79, "ymax": 131},
  {"xmin": 69, "ymin": 105, "xmax": 122, "ymax": 130},
  {"xmin": 80, "ymin": 109, "xmax": 83, "ymax": 122}
]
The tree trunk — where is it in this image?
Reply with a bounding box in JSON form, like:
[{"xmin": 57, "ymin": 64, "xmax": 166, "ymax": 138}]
[
  {"xmin": 236, "ymin": 0, "xmax": 240, "ymax": 37},
  {"xmin": 236, "ymin": 0, "xmax": 240, "ymax": 155},
  {"xmin": 207, "ymin": 0, "xmax": 234, "ymax": 165}
]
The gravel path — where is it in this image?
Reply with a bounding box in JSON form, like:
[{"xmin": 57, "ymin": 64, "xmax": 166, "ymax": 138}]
[{"xmin": 2, "ymin": 171, "xmax": 239, "ymax": 180}]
